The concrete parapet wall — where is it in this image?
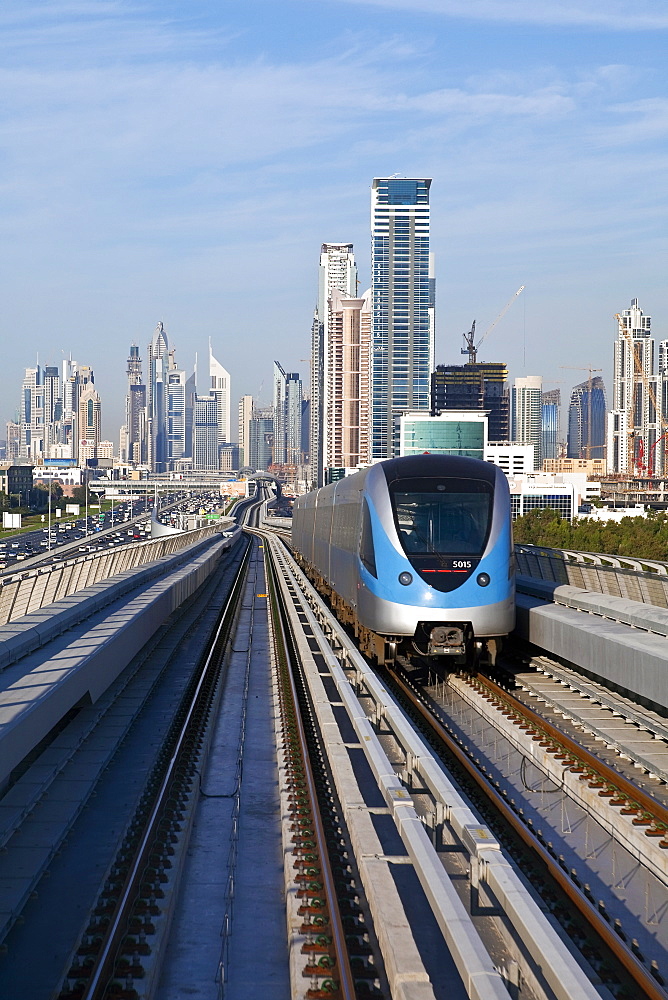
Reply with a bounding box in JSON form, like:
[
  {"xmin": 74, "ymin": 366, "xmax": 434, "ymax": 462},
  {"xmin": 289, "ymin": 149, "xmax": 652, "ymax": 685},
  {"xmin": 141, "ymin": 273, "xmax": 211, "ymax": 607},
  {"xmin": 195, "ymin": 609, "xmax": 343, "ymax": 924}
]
[
  {"xmin": 0, "ymin": 523, "xmax": 232, "ymax": 628},
  {"xmin": 0, "ymin": 533, "xmax": 238, "ymax": 788},
  {"xmin": 0, "ymin": 531, "xmax": 240, "ymax": 672},
  {"xmin": 515, "ymin": 546, "xmax": 668, "ymax": 609},
  {"xmin": 515, "ymin": 592, "xmax": 668, "ymax": 711}
]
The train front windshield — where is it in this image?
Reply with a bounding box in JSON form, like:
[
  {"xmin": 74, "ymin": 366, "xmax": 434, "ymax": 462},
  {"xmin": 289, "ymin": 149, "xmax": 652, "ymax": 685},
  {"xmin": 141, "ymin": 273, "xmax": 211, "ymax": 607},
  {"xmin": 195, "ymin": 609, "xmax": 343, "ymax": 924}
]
[{"xmin": 390, "ymin": 477, "xmax": 493, "ymax": 590}]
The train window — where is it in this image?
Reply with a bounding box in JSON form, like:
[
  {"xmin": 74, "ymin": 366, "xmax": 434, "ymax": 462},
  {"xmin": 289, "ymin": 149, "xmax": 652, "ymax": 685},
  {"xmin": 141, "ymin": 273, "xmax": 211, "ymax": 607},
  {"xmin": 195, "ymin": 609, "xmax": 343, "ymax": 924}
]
[
  {"xmin": 390, "ymin": 477, "xmax": 492, "ymax": 558},
  {"xmin": 359, "ymin": 498, "xmax": 377, "ymax": 577}
]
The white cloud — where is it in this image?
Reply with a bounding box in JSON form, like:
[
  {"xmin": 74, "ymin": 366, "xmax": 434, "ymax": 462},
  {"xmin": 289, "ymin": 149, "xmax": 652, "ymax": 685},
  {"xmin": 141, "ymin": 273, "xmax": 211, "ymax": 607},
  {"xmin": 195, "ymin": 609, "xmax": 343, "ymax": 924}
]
[{"xmin": 315, "ymin": 0, "xmax": 668, "ymax": 30}]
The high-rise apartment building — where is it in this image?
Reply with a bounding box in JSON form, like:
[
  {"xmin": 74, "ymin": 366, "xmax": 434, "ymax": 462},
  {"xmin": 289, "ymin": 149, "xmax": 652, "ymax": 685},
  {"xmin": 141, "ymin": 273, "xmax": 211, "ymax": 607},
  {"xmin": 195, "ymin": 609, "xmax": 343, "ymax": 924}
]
[
  {"xmin": 567, "ymin": 377, "xmax": 606, "ymax": 461},
  {"xmin": 321, "ymin": 287, "xmax": 372, "ymax": 476},
  {"xmin": 431, "ymin": 362, "xmax": 509, "ymax": 441},
  {"xmin": 311, "ymin": 243, "xmax": 358, "ymax": 486},
  {"xmin": 512, "ymin": 375, "xmax": 543, "ymax": 468},
  {"xmin": 238, "ymin": 395, "xmax": 254, "ymax": 468},
  {"xmin": 608, "ymin": 299, "xmax": 665, "ymax": 475},
  {"xmin": 371, "ymin": 177, "xmax": 433, "ymax": 459}
]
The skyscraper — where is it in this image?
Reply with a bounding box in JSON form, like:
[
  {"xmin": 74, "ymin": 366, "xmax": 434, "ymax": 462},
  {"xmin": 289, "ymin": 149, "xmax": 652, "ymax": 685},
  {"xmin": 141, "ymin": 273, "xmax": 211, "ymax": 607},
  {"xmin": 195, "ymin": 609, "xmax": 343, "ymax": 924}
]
[
  {"xmin": 541, "ymin": 389, "xmax": 561, "ymax": 464},
  {"xmin": 209, "ymin": 341, "xmax": 231, "ymax": 448},
  {"xmin": 322, "ymin": 287, "xmax": 372, "ymax": 475},
  {"xmin": 192, "ymin": 395, "xmax": 219, "ymax": 471},
  {"xmin": 122, "ymin": 344, "xmax": 146, "ymax": 465},
  {"xmin": 371, "ymin": 177, "xmax": 433, "ymax": 459},
  {"xmin": 238, "ymin": 395, "xmax": 254, "ymax": 468},
  {"xmin": 77, "ymin": 385, "xmax": 101, "ymax": 462},
  {"xmin": 311, "ymin": 243, "xmax": 358, "ymax": 486},
  {"xmin": 512, "ymin": 375, "xmax": 543, "ymax": 468},
  {"xmin": 567, "ymin": 377, "xmax": 606, "ymax": 460},
  {"xmin": 147, "ymin": 322, "xmax": 170, "ymax": 473},
  {"xmin": 608, "ymin": 299, "xmax": 664, "ymax": 475}
]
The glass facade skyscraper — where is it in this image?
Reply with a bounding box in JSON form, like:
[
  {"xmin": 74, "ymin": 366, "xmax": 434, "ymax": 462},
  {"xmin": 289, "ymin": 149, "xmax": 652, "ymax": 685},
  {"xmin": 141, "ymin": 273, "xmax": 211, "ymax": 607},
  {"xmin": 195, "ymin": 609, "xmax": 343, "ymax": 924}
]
[
  {"xmin": 567, "ymin": 377, "xmax": 606, "ymax": 460},
  {"xmin": 541, "ymin": 388, "xmax": 561, "ymax": 464},
  {"xmin": 371, "ymin": 177, "xmax": 433, "ymax": 458}
]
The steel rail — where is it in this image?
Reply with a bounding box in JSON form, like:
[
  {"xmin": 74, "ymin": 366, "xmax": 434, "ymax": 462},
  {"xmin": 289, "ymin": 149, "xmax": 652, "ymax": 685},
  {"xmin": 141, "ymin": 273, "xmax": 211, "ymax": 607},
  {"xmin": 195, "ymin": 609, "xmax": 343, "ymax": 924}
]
[
  {"xmin": 390, "ymin": 664, "xmax": 667, "ymax": 1000},
  {"xmin": 264, "ymin": 545, "xmax": 358, "ymax": 1000},
  {"xmin": 77, "ymin": 533, "xmax": 253, "ymax": 1000},
  {"xmin": 476, "ymin": 672, "xmax": 668, "ymax": 830}
]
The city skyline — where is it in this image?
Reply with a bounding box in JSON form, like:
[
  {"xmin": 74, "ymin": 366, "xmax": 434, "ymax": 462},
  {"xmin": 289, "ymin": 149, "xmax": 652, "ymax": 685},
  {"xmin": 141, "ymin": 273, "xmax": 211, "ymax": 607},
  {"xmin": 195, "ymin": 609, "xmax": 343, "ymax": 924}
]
[{"xmin": 1, "ymin": 3, "xmax": 667, "ymax": 438}]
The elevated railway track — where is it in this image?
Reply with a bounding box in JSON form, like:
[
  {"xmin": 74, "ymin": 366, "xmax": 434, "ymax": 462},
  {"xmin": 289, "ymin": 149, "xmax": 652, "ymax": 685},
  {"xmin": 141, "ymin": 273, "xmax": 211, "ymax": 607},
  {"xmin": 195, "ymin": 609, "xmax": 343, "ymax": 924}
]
[{"xmin": 0, "ymin": 497, "xmax": 667, "ymax": 998}]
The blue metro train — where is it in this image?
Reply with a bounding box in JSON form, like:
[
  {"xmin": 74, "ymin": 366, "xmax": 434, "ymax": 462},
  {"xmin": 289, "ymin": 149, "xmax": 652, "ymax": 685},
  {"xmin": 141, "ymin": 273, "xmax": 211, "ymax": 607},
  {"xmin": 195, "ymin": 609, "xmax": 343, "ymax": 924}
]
[{"xmin": 291, "ymin": 454, "xmax": 515, "ymax": 666}]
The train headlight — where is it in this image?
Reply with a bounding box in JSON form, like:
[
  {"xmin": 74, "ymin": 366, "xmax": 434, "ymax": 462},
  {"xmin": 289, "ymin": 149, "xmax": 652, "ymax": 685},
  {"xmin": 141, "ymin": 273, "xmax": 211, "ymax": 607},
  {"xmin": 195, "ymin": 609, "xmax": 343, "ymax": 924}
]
[
  {"xmin": 476, "ymin": 572, "xmax": 490, "ymax": 587},
  {"xmin": 398, "ymin": 571, "xmax": 413, "ymax": 586}
]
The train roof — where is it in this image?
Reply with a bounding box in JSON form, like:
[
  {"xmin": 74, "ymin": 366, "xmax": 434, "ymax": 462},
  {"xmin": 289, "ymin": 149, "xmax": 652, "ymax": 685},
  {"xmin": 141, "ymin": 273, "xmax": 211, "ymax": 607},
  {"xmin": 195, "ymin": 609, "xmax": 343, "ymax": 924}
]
[{"xmin": 380, "ymin": 454, "xmax": 498, "ymax": 487}]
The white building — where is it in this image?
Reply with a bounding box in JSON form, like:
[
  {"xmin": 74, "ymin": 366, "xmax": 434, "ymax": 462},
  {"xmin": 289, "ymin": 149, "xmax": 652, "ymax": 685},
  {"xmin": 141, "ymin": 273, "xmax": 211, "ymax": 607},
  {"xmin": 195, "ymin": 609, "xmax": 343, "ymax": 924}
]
[
  {"xmin": 485, "ymin": 442, "xmax": 535, "ymax": 476},
  {"xmin": 323, "ymin": 287, "xmax": 372, "ymax": 477},
  {"xmin": 608, "ymin": 298, "xmax": 665, "ymax": 475},
  {"xmin": 209, "ymin": 341, "xmax": 231, "ymax": 446},
  {"xmin": 238, "ymin": 394, "xmax": 254, "ymax": 468},
  {"xmin": 511, "ymin": 375, "xmax": 543, "ymax": 468}
]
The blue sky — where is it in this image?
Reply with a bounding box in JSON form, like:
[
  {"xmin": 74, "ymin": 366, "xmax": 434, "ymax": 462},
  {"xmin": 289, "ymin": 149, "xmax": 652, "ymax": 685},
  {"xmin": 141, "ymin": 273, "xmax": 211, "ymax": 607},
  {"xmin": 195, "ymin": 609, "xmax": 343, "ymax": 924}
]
[{"xmin": 1, "ymin": 0, "xmax": 667, "ymax": 438}]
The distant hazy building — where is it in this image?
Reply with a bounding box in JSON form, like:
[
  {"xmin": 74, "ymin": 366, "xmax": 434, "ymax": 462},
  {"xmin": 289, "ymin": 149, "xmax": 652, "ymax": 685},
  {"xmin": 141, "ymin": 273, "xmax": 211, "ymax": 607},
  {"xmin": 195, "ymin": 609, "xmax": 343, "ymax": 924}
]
[
  {"xmin": 273, "ymin": 362, "xmax": 303, "ymax": 466},
  {"xmin": 512, "ymin": 376, "xmax": 543, "ymax": 468},
  {"xmin": 371, "ymin": 177, "xmax": 433, "ymax": 459},
  {"xmin": 5, "ymin": 421, "xmax": 19, "ymax": 462},
  {"xmin": 567, "ymin": 377, "xmax": 606, "ymax": 461},
  {"xmin": 541, "ymin": 389, "xmax": 561, "ymax": 464},
  {"xmin": 122, "ymin": 344, "xmax": 146, "ymax": 465},
  {"xmin": 77, "ymin": 382, "xmax": 101, "ymax": 462},
  {"xmin": 147, "ymin": 322, "xmax": 170, "ymax": 473},
  {"xmin": 431, "ymin": 362, "xmax": 509, "ymax": 441},
  {"xmin": 249, "ymin": 407, "xmax": 273, "ymax": 471},
  {"xmin": 238, "ymin": 395, "xmax": 254, "ymax": 468}
]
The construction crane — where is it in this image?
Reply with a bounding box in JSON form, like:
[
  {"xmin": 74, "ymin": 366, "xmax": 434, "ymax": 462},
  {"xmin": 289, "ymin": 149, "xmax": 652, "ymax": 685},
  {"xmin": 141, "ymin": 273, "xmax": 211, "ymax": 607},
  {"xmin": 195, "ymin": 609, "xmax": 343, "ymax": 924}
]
[
  {"xmin": 461, "ymin": 285, "xmax": 525, "ymax": 365},
  {"xmin": 614, "ymin": 312, "xmax": 668, "ymax": 476},
  {"xmin": 560, "ymin": 366, "xmax": 603, "ymax": 462}
]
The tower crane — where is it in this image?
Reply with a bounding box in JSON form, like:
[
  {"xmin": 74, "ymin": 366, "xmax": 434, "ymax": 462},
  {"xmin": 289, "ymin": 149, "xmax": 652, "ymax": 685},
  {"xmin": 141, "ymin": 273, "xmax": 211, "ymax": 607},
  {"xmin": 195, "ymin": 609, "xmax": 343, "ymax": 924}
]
[
  {"xmin": 614, "ymin": 313, "xmax": 668, "ymax": 476},
  {"xmin": 560, "ymin": 366, "xmax": 603, "ymax": 462},
  {"xmin": 461, "ymin": 285, "xmax": 525, "ymax": 365}
]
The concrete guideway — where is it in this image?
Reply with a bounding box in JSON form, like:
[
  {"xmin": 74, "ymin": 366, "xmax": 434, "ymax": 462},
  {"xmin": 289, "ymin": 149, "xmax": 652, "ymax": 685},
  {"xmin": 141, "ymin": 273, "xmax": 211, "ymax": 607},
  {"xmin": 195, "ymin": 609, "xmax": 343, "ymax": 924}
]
[
  {"xmin": 0, "ymin": 530, "xmax": 238, "ymax": 791},
  {"xmin": 515, "ymin": 582, "xmax": 668, "ymax": 713},
  {"xmin": 260, "ymin": 528, "xmax": 605, "ymax": 1000}
]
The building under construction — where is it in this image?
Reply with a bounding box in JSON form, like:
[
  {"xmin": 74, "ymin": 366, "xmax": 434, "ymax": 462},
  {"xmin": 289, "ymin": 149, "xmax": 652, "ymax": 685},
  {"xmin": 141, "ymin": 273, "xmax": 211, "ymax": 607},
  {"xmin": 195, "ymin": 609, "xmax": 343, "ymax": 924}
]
[{"xmin": 430, "ymin": 362, "xmax": 510, "ymax": 442}]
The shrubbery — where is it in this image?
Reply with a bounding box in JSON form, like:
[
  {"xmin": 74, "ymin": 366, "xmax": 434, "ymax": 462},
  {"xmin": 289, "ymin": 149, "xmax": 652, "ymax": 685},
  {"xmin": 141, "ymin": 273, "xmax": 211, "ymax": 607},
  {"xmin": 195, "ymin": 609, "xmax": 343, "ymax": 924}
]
[{"xmin": 513, "ymin": 506, "xmax": 668, "ymax": 560}]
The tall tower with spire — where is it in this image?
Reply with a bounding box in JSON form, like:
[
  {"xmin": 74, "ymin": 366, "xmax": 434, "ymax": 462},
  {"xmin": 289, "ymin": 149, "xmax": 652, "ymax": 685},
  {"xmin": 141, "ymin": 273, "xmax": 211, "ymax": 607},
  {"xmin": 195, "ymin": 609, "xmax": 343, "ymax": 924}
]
[
  {"xmin": 209, "ymin": 340, "xmax": 231, "ymax": 451},
  {"xmin": 147, "ymin": 322, "xmax": 170, "ymax": 472}
]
